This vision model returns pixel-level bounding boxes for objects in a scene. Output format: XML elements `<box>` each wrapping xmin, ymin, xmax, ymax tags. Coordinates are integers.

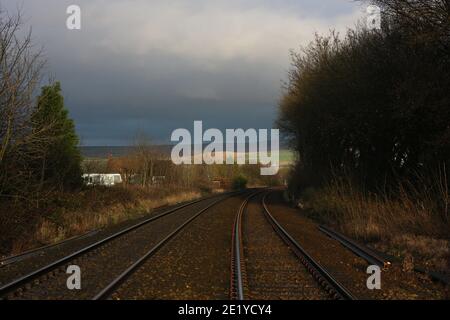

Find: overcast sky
<box><xmin>2</xmin><ymin>0</ymin><xmax>368</xmax><ymax>145</ymax></box>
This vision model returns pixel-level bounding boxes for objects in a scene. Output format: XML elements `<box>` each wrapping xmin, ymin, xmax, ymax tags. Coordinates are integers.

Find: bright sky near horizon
<box><xmin>2</xmin><ymin>0</ymin><xmax>369</xmax><ymax>145</ymax></box>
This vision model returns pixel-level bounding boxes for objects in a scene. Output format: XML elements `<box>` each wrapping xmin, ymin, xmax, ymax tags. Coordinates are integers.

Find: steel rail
<box><xmin>229</xmin><ymin>191</ymin><xmax>261</xmax><ymax>300</ymax></box>
<box><xmin>93</xmin><ymin>192</ymin><xmax>241</xmax><ymax>300</ymax></box>
<box><xmin>0</xmin><ymin>193</ymin><xmax>230</xmax><ymax>298</ymax></box>
<box><xmin>0</xmin><ymin>229</ymin><xmax>100</xmax><ymax>267</ymax></box>
<box><xmin>318</xmin><ymin>225</ymin><xmax>391</xmax><ymax>269</ymax></box>
<box><xmin>261</xmin><ymin>192</ymin><xmax>357</xmax><ymax>300</ymax></box>
<box><xmin>318</xmin><ymin>225</ymin><xmax>450</xmax><ymax>285</ymax></box>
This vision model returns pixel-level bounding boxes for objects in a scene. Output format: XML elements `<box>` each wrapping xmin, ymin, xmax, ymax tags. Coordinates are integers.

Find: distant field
<box><xmin>80</xmin><ymin>146</ymin><xmax>296</xmax><ymax>165</ymax></box>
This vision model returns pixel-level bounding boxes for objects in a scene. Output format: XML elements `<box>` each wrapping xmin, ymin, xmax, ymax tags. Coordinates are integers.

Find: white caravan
<box><xmin>82</xmin><ymin>174</ymin><xmax>123</xmax><ymax>186</ymax></box>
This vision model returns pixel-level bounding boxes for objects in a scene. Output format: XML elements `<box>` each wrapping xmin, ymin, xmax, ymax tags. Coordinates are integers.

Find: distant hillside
<box><xmin>80</xmin><ymin>145</ymin><xmax>296</xmax><ymax>166</ymax></box>
<box><xmin>79</xmin><ymin>146</ymin><xmax>172</xmax><ymax>158</ymax></box>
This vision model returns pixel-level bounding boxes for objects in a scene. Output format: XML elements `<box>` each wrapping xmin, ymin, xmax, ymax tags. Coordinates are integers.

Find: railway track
<box><xmin>1</xmin><ymin>189</ymin><xmax>446</xmax><ymax>300</ymax></box>
<box><xmin>0</xmin><ymin>229</ymin><xmax>100</xmax><ymax>268</ymax></box>
<box><xmin>318</xmin><ymin>225</ymin><xmax>391</xmax><ymax>269</ymax></box>
<box><xmin>230</xmin><ymin>191</ymin><xmax>357</xmax><ymax>300</ymax></box>
<box><xmin>0</xmin><ymin>192</ymin><xmax>238</xmax><ymax>300</ymax></box>
<box><xmin>92</xmin><ymin>192</ymin><xmax>241</xmax><ymax>300</ymax></box>
<box><xmin>229</xmin><ymin>192</ymin><xmax>257</xmax><ymax>300</ymax></box>
<box><xmin>318</xmin><ymin>225</ymin><xmax>450</xmax><ymax>286</ymax></box>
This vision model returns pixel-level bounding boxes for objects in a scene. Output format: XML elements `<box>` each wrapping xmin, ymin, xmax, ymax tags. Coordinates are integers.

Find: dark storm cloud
<box><xmin>1</xmin><ymin>0</ymin><xmax>361</xmax><ymax>145</ymax></box>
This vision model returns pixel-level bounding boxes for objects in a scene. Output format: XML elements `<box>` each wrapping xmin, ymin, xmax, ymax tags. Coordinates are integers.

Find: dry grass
<box><xmin>301</xmin><ymin>171</ymin><xmax>450</xmax><ymax>272</ymax></box>
<box><xmin>377</xmin><ymin>234</ymin><xmax>449</xmax><ymax>273</ymax></box>
<box><xmin>3</xmin><ymin>186</ymin><xmax>202</xmax><ymax>256</ymax></box>
<box><xmin>32</xmin><ymin>191</ymin><xmax>200</xmax><ymax>246</ymax></box>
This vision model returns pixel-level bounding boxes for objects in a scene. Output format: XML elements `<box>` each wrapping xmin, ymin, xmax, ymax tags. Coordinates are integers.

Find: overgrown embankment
<box><xmin>298</xmin><ymin>175</ymin><xmax>449</xmax><ymax>273</ymax></box>
<box><xmin>0</xmin><ymin>186</ymin><xmax>203</xmax><ymax>257</ymax></box>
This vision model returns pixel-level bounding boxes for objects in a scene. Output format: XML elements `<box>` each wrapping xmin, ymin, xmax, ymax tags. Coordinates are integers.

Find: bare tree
<box><xmin>0</xmin><ymin>8</ymin><xmax>47</xmax><ymax>197</ymax></box>
<box><xmin>371</xmin><ymin>0</ymin><xmax>450</xmax><ymax>53</ymax></box>
<box><xmin>133</xmin><ymin>132</ymin><xmax>161</xmax><ymax>187</ymax></box>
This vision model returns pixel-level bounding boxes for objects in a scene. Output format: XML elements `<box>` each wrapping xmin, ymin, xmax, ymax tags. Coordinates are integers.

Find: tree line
<box><xmin>278</xmin><ymin>0</ymin><xmax>450</xmax><ymax>192</ymax></box>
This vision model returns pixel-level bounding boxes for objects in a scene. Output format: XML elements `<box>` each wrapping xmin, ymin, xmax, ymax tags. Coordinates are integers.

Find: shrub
<box><xmin>232</xmin><ymin>175</ymin><xmax>248</xmax><ymax>190</ymax></box>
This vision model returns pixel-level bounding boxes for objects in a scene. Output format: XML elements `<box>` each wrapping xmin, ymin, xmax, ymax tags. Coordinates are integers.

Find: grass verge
<box><xmin>0</xmin><ymin>186</ymin><xmax>204</xmax><ymax>257</ymax></box>
<box><xmin>298</xmin><ymin>175</ymin><xmax>450</xmax><ymax>274</ymax></box>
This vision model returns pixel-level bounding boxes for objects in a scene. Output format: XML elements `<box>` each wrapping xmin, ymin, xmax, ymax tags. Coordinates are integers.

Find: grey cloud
<box><xmin>2</xmin><ymin>0</ymin><xmax>361</xmax><ymax>145</ymax></box>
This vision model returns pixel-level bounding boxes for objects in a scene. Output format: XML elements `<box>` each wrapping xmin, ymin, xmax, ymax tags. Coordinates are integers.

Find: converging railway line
<box><xmin>92</xmin><ymin>194</ymin><xmax>236</xmax><ymax>300</ymax></box>
<box><xmin>0</xmin><ymin>192</ymin><xmax>239</xmax><ymax>300</ymax></box>
<box><xmin>107</xmin><ymin>192</ymin><xmax>251</xmax><ymax>300</ymax></box>
<box><xmin>0</xmin><ymin>189</ymin><xmax>446</xmax><ymax>300</ymax></box>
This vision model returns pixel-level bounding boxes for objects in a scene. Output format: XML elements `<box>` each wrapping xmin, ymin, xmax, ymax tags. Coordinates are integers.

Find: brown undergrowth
<box><xmin>300</xmin><ymin>172</ymin><xmax>450</xmax><ymax>274</ymax></box>
<box><xmin>0</xmin><ymin>186</ymin><xmax>203</xmax><ymax>257</ymax></box>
